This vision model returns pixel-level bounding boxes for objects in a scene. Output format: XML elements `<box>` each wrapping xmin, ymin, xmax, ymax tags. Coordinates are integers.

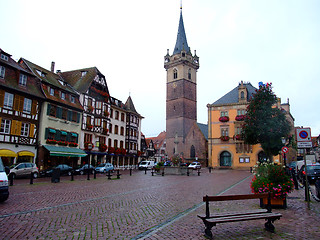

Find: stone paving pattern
<box><xmin>0</xmin><ymin>169</ymin><xmax>319</xmax><ymax>239</ymax></box>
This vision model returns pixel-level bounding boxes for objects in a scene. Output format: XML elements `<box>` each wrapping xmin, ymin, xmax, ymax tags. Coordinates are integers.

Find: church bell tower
<box><xmin>164</xmin><ymin>6</ymin><xmax>199</xmax><ymax>158</ymax></box>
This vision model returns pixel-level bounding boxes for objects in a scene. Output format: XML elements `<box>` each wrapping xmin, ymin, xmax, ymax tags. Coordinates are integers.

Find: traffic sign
<box><xmin>282</xmin><ymin>146</ymin><xmax>288</xmax><ymax>153</ymax></box>
<box><xmin>296</xmin><ymin>128</ymin><xmax>312</xmax><ymax>148</ymax></box>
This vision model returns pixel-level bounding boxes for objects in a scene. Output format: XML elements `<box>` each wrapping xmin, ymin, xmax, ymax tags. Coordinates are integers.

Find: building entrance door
<box><xmin>220</xmin><ymin>151</ymin><xmax>232</xmax><ymax>166</ymax></box>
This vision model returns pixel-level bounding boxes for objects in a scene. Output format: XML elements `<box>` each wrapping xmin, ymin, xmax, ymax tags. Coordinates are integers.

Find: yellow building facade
<box><xmin>207</xmin><ymin>81</ymin><xmax>293</xmax><ymax>169</ymax></box>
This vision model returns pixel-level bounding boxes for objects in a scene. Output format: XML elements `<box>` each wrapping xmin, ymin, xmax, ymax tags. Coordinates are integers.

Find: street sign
<box><xmin>296</xmin><ymin>128</ymin><xmax>312</xmax><ymax>149</ymax></box>
<box><xmin>282</xmin><ymin>146</ymin><xmax>288</xmax><ymax>153</ymax></box>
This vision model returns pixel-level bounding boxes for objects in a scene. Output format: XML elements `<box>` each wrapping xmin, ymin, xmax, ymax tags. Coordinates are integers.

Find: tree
<box><xmin>242</xmin><ymin>83</ymin><xmax>291</xmax><ymax>160</ymax></box>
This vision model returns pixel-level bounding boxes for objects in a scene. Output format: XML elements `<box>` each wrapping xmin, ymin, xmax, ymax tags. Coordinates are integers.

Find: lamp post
<box><xmin>87</xmin><ymin>143</ymin><xmax>93</xmax><ymax>180</ymax></box>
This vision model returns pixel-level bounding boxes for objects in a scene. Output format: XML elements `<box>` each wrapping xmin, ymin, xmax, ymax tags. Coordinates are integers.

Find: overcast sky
<box><xmin>1</xmin><ymin>0</ymin><xmax>320</xmax><ymax>137</ymax></box>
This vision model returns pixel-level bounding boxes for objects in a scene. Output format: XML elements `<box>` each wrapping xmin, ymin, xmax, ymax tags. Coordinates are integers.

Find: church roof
<box><xmin>211</xmin><ymin>82</ymin><xmax>257</xmax><ymax>105</ymax></box>
<box><xmin>173</xmin><ymin>9</ymin><xmax>190</xmax><ymax>55</ymax></box>
<box><xmin>197</xmin><ymin>123</ymin><xmax>208</xmax><ymax>140</ymax></box>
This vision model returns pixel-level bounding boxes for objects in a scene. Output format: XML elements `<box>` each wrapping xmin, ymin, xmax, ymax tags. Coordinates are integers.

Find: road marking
<box><xmin>131</xmin><ymin>174</ymin><xmax>252</xmax><ymax>240</ymax></box>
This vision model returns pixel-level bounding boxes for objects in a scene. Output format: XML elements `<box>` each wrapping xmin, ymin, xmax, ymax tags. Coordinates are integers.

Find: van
<box><xmin>0</xmin><ymin>158</ymin><xmax>10</xmax><ymax>202</ymax></box>
<box><xmin>296</xmin><ymin>160</ymin><xmax>312</xmax><ymax>172</ymax></box>
<box><xmin>138</xmin><ymin>160</ymin><xmax>155</xmax><ymax>170</ymax></box>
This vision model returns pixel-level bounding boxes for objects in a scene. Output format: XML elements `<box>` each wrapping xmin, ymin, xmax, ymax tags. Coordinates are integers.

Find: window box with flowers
<box><xmin>102</xmin><ymin>128</ymin><xmax>109</xmax><ymax>135</ymax></box>
<box><xmin>87</xmin><ymin>105</ymin><xmax>94</xmax><ymax>113</ymax></box>
<box><xmin>104</xmin><ymin>110</ymin><xmax>110</xmax><ymax>117</ymax></box>
<box><xmin>57</xmin><ymin>141</ymin><xmax>68</xmax><ymax>146</ymax></box>
<box><xmin>69</xmin><ymin>142</ymin><xmax>79</xmax><ymax>147</ymax></box>
<box><xmin>84</xmin><ymin>142</ymin><xmax>94</xmax><ymax>150</ymax></box>
<box><xmin>46</xmin><ymin>139</ymin><xmax>57</xmax><ymax>144</ymax></box>
<box><xmin>86</xmin><ymin>123</ymin><xmax>93</xmax><ymax>130</ymax></box>
<box><xmin>251</xmin><ymin>161</ymin><xmax>294</xmax><ymax>209</ymax></box>
<box><xmin>220</xmin><ymin>136</ymin><xmax>230</xmax><ymax>141</ymax></box>
<box><xmin>235</xmin><ymin>115</ymin><xmax>245</xmax><ymax>121</ymax></box>
<box><xmin>108</xmin><ymin>147</ymin><xmax>115</xmax><ymax>154</ymax></box>
<box><xmin>234</xmin><ymin>134</ymin><xmax>242</xmax><ymax>140</ymax></box>
<box><xmin>219</xmin><ymin>116</ymin><xmax>229</xmax><ymax>122</ymax></box>
<box><xmin>99</xmin><ymin>143</ymin><xmax>108</xmax><ymax>152</ymax></box>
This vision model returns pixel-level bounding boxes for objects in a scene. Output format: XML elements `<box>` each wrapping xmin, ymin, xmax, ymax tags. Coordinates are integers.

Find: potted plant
<box><xmin>46</xmin><ymin>139</ymin><xmax>57</xmax><ymax>144</ymax></box>
<box><xmin>84</xmin><ymin>142</ymin><xmax>94</xmax><ymax>150</ymax></box>
<box><xmin>104</xmin><ymin>110</ymin><xmax>109</xmax><ymax>117</ymax></box>
<box><xmin>87</xmin><ymin>123</ymin><xmax>93</xmax><ymax>130</ymax></box>
<box><xmin>234</xmin><ymin>134</ymin><xmax>241</xmax><ymax>140</ymax></box>
<box><xmin>69</xmin><ymin>142</ymin><xmax>78</xmax><ymax>147</ymax></box>
<box><xmin>219</xmin><ymin>116</ymin><xmax>229</xmax><ymax>122</ymax></box>
<box><xmin>251</xmin><ymin>161</ymin><xmax>294</xmax><ymax>208</ymax></box>
<box><xmin>57</xmin><ymin>141</ymin><xmax>68</xmax><ymax>146</ymax></box>
<box><xmin>108</xmin><ymin>147</ymin><xmax>115</xmax><ymax>154</ymax></box>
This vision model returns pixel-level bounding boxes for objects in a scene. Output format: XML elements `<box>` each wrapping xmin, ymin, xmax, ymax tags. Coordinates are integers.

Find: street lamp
<box><xmin>87</xmin><ymin>143</ymin><xmax>93</xmax><ymax>180</ymax></box>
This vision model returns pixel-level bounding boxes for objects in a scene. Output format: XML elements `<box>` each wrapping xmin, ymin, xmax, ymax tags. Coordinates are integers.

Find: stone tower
<box><xmin>164</xmin><ymin>6</ymin><xmax>199</xmax><ymax>158</ymax></box>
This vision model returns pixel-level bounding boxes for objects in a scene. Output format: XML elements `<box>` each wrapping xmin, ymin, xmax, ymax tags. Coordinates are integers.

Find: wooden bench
<box><xmin>197</xmin><ymin>193</ymin><xmax>282</xmax><ymax>239</ymax></box>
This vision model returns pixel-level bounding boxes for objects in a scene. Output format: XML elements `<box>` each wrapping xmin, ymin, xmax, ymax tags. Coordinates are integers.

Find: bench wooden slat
<box><xmin>204</xmin><ymin>212</ymin><xmax>282</xmax><ymax>224</ymax></box>
<box><xmin>203</xmin><ymin>193</ymin><xmax>269</xmax><ymax>202</ymax></box>
<box><xmin>197</xmin><ymin>209</ymin><xmax>268</xmax><ymax>219</ymax></box>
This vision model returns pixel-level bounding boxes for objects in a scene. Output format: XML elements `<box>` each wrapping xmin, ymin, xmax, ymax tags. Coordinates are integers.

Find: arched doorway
<box><xmin>190</xmin><ymin>145</ymin><xmax>195</xmax><ymax>158</ymax></box>
<box><xmin>220</xmin><ymin>151</ymin><xmax>232</xmax><ymax>167</ymax></box>
<box><xmin>258</xmin><ymin>151</ymin><xmax>267</xmax><ymax>163</ymax></box>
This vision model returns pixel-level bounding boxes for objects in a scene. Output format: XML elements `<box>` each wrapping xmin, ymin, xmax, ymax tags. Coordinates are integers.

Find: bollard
<box><xmin>71</xmin><ymin>171</ymin><xmax>74</xmax><ymax>181</ymax></box>
<box><xmin>117</xmin><ymin>169</ymin><xmax>121</xmax><ymax>179</ymax></box>
<box><xmin>162</xmin><ymin>168</ymin><xmax>164</xmax><ymax>176</ymax></box>
<box><xmin>151</xmin><ymin>168</ymin><xmax>154</xmax><ymax>176</ymax></box>
<box><xmin>144</xmin><ymin>168</ymin><xmax>147</xmax><ymax>174</ymax></box>
<box><xmin>315</xmin><ymin>180</ymin><xmax>320</xmax><ymax>199</ymax></box>
<box><xmin>107</xmin><ymin>171</ymin><xmax>112</xmax><ymax>180</ymax></box>
<box><xmin>187</xmin><ymin>168</ymin><xmax>190</xmax><ymax>176</ymax></box>
<box><xmin>292</xmin><ymin>171</ymin><xmax>298</xmax><ymax>190</ymax></box>
<box><xmin>250</xmin><ymin>167</ymin><xmax>253</xmax><ymax>173</ymax></box>
<box><xmin>209</xmin><ymin>167</ymin><xmax>212</xmax><ymax>173</ymax></box>
<box><xmin>94</xmin><ymin>170</ymin><xmax>96</xmax><ymax>179</ymax></box>
<box><xmin>197</xmin><ymin>168</ymin><xmax>201</xmax><ymax>176</ymax></box>
<box><xmin>9</xmin><ymin>173</ymin><xmax>13</xmax><ymax>186</ymax></box>
<box><xmin>130</xmin><ymin>168</ymin><xmax>132</xmax><ymax>176</ymax></box>
<box><xmin>30</xmin><ymin>172</ymin><xmax>34</xmax><ymax>185</ymax></box>
<box><xmin>87</xmin><ymin>169</ymin><xmax>90</xmax><ymax>181</ymax></box>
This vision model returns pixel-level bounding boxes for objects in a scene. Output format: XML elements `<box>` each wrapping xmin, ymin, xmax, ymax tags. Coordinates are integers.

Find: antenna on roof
<box><xmin>180</xmin><ymin>0</ymin><xmax>182</xmax><ymax>10</ymax></box>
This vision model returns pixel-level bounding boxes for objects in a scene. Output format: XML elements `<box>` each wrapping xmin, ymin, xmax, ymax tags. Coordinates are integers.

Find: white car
<box><xmin>95</xmin><ymin>163</ymin><xmax>114</xmax><ymax>173</ymax></box>
<box><xmin>188</xmin><ymin>162</ymin><xmax>201</xmax><ymax>169</ymax></box>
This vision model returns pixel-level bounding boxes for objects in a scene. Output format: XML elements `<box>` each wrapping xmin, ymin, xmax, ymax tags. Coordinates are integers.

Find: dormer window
<box><xmin>58</xmin><ymin>79</ymin><xmax>64</xmax><ymax>85</ymax></box>
<box><xmin>81</xmin><ymin>71</ymin><xmax>87</xmax><ymax>77</ymax></box>
<box><xmin>61</xmin><ymin>92</ymin><xmax>66</xmax><ymax>100</ymax></box>
<box><xmin>49</xmin><ymin>87</ymin><xmax>54</xmax><ymax>96</ymax></box>
<box><xmin>1</xmin><ymin>54</ymin><xmax>8</xmax><ymax>61</ymax></box>
<box><xmin>19</xmin><ymin>74</ymin><xmax>27</xmax><ymax>86</ymax></box>
<box><xmin>241</xmin><ymin>91</ymin><xmax>245</xmax><ymax>99</ymax></box>
<box><xmin>0</xmin><ymin>66</ymin><xmax>5</xmax><ymax>79</ymax></box>
<box><xmin>36</xmin><ymin>69</ymin><xmax>42</xmax><ymax>76</ymax></box>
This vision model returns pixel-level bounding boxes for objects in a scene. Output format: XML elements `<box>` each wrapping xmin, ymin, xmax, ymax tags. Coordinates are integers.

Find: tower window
<box><xmin>241</xmin><ymin>91</ymin><xmax>245</xmax><ymax>99</ymax></box>
<box><xmin>173</xmin><ymin>69</ymin><xmax>178</xmax><ymax>79</ymax></box>
<box><xmin>188</xmin><ymin>68</ymin><xmax>191</xmax><ymax>80</ymax></box>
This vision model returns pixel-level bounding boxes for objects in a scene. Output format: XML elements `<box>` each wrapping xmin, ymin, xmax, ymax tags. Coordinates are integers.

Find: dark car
<box><xmin>286</xmin><ymin>161</ymin><xmax>297</xmax><ymax>175</ymax></box>
<box><xmin>298</xmin><ymin>164</ymin><xmax>320</xmax><ymax>184</ymax></box>
<box><xmin>45</xmin><ymin>164</ymin><xmax>73</xmax><ymax>177</ymax></box>
<box><xmin>75</xmin><ymin>164</ymin><xmax>95</xmax><ymax>175</ymax></box>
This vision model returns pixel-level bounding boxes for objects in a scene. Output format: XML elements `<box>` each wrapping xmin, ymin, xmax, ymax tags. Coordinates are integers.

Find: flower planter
<box><xmin>220</xmin><ymin>136</ymin><xmax>230</xmax><ymax>141</ymax></box>
<box><xmin>219</xmin><ymin>116</ymin><xmax>229</xmax><ymax>122</ymax></box>
<box><xmin>260</xmin><ymin>197</ymin><xmax>287</xmax><ymax>209</ymax></box>
<box><xmin>235</xmin><ymin>115</ymin><xmax>245</xmax><ymax>121</ymax></box>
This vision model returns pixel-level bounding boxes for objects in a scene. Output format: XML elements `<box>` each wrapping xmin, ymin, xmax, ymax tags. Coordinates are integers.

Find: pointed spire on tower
<box><xmin>173</xmin><ymin>2</ymin><xmax>190</xmax><ymax>55</ymax></box>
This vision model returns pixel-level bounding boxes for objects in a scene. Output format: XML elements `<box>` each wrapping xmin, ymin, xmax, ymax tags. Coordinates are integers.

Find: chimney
<box><xmin>51</xmin><ymin>61</ymin><xmax>55</xmax><ymax>72</ymax></box>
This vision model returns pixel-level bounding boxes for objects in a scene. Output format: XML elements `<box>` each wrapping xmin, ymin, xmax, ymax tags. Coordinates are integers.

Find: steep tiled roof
<box><xmin>197</xmin><ymin>123</ymin><xmax>208</xmax><ymax>140</ymax></box>
<box><xmin>125</xmin><ymin>96</ymin><xmax>143</xmax><ymax>118</ymax></box>
<box><xmin>61</xmin><ymin>67</ymin><xmax>103</xmax><ymax>94</ymax></box>
<box><xmin>146</xmin><ymin>131</ymin><xmax>166</xmax><ymax>151</ymax></box>
<box><xmin>211</xmin><ymin>82</ymin><xmax>257</xmax><ymax>105</ymax></box>
<box><xmin>21</xmin><ymin>58</ymin><xmax>76</xmax><ymax>94</ymax></box>
<box><xmin>173</xmin><ymin>9</ymin><xmax>191</xmax><ymax>55</ymax></box>
<box><xmin>0</xmin><ymin>50</ymin><xmax>44</xmax><ymax>99</ymax></box>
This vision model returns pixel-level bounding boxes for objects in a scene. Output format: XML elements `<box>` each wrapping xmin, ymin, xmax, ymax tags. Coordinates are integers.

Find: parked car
<box><xmin>75</xmin><ymin>164</ymin><xmax>95</xmax><ymax>175</ymax></box>
<box><xmin>95</xmin><ymin>163</ymin><xmax>114</xmax><ymax>173</ymax></box>
<box><xmin>298</xmin><ymin>164</ymin><xmax>320</xmax><ymax>184</ymax></box>
<box><xmin>180</xmin><ymin>163</ymin><xmax>189</xmax><ymax>167</ymax></box>
<box><xmin>286</xmin><ymin>161</ymin><xmax>297</xmax><ymax>175</ymax></box>
<box><xmin>138</xmin><ymin>161</ymin><xmax>155</xmax><ymax>170</ymax></box>
<box><xmin>45</xmin><ymin>164</ymin><xmax>73</xmax><ymax>177</ymax></box>
<box><xmin>188</xmin><ymin>162</ymin><xmax>201</xmax><ymax>170</ymax></box>
<box><xmin>9</xmin><ymin>162</ymin><xmax>39</xmax><ymax>179</ymax></box>
<box><xmin>0</xmin><ymin>158</ymin><xmax>10</xmax><ymax>202</ymax></box>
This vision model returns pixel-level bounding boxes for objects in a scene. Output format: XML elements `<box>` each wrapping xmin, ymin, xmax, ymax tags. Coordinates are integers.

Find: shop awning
<box><xmin>0</xmin><ymin>149</ymin><xmax>17</xmax><ymax>157</ymax></box>
<box><xmin>44</xmin><ymin>145</ymin><xmax>87</xmax><ymax>157</ymax></box>
<box><xmin>17</xmin><ymin>151</ymin><xmax>35</xmax><ymax>157</ymax></box>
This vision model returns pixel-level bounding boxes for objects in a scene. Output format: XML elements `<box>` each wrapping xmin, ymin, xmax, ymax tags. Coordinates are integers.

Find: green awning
<box><xmin>61</xmin><ymin>131</ymin><xmax>67</xmax><ymax>135</ymax></box>
<box><xmin>43</xmin><ymin>145</ymin><xmax>87</xmax><ymax>157</ymax></box>
<box><xmin>49</xmin><ymin>129</ymin><xmax>56</xmax><ymax>133</ymax></box>
<box><xmin>71</xmin><ymin>133</ymin><xmax>78</xmax><ymax>137</ymax></box>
